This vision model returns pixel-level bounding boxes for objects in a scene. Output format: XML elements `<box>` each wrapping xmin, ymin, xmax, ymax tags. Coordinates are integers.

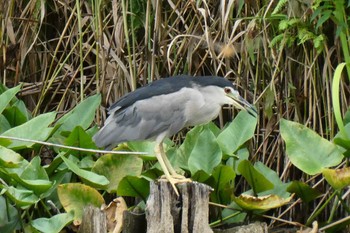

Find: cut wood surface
<box><xmin>146</xmin><ymin>181</ymin><xmax>213</xmax><ymax>233</ymax></box>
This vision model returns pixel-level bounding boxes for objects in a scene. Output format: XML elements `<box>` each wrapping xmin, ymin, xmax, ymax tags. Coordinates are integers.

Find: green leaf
<box><xmin>5</xmin><ymin>173</ymin><xmax>52</xmax><ymax>195</ymax></box>
<box><xmin>280</xmin><ymin>119</ymin><xmax>344</xmax><ymax>175</ymax></box>
<box><xmin>92</xmin><ymin>154</ymin><xmax>143</xmax><ymax>193</ymax></box>
<box><xmin>221</xmin><ymin>201</ymin><xmax>246</xmax><ymax>225</ymax></box>
<box><xmin>0</xmin><ymin>196</ymin><xmax>20</xmax><ymax>232</ymax></box>
<box><xmin>0</xmin><ymin>115</ymin><xmax>11</xmax><ymax>134</ymax></box>
<box><xmin>0</xmin><ymin>146</ymin><xmax>24</xmax><ymax>168</ymax></box>
<box><xmin>210</xmin><ymin>165</ymin><xmax>235</xmax><ymax>204</ymax></box>
<box><xmin>178</xmin><ymin>126</ymin><xmax>202</xmax><ymax>171</ymax></box>
<box><xmin>217</xmin><ymin>111</ymin><xmax>257</xmax><ymax>155</ymax></box>
<box><xmin>10</xmin><ymin>156</ymin><xmax>52</xmax><ymax>195</ymax></box>
<box><xmin>332</xmin><ymin>63</ymin><xmax>347</xmax><ymax>136</ymax></box>
<box><xmin>212</xmin><ymin>165</ymin><xmax>236</xmax><ymax>191</ymax></box>
<box><xmin>0</xmin><ymin>185</ymin><xmax>39</xmax><ymax>208</ymax></box>
<box><xmin>287</xmin><ymin>181</ymin><xmax>322</xmax><ymax>203</ymax></box>
<box><xmin>31</xmin><ymin>213</ymin><xmax>74</xmax><ymax>233</ymax></box>
<box><xmin>3</xmin><ymin>105</ymin><xmax>28</xmax><ymax>127</ymax></box>
<box><xmin>21</xmin><ymin>156</ymin><xmax>49</xmax><ymax>180</ymax></box>
<box><xmin>191</xmin><ymin>170</ymin><xmax>211</xmax><ymax>183</ymax></box>
<box><xmin>226</xmin><ymin>147</ymin><xmax>249</xmax><ymax>175</ymax></box>
<box><xmin>188</xmin><ymin>125</ymin><xmax>222</xmax><ymax>175</ymax></box>
<box><xmin>55</xmin><ymin>94</ymin><xmax>101</xmax><ymax>133</ymax></box>
<box><xmin>254</xmin><ymin>162</ymin><xmax>290</xmax><ymax>198</ymax></box>
<box><xmin>57</xmin><ymin>183</ymin><xmax>105</xmax><ymax>225</ymax></box>
<box><xmin>63</xmin><ymin>126</ymin><xmax>97</xmax><ymax>155</ymax></box>
<box><xmin>126</xmin><ymin>141</ymin><xmax>157</xmax><ymax>160</ymax></box>
<box><xmin>1</xmin><ymin>112</ymin><xmax>56</xmax><ymax>149</ymax></box>
<box><xmin>59</xmin><ymin>153</ymin><xmax>109</xmax><ymax>188</ymax></box>
<box><xmin>0</xmin><ymin>85</ymin><xmax>21</xmax><ymax>114</ymax></box>
<box><xmin>238</xmin><ymin>160</ymin><xmax>274</xmax><ymax>194</ymax></box>
<box><xmin>117</xmin><ymin>176</ymin><xmax>150</xmax><ymax>200</ymax></box>
<box><xmin>334</xmin><ymin>123</ymin><xmax>350</xmax><ymax>158</ymax></box>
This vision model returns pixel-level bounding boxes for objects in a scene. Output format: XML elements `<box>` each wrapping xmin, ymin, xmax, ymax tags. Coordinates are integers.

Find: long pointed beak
<box><xmin>228</xmin><ymin>93</ymin><xmax>258</xmax><ymax>117</ymax></box>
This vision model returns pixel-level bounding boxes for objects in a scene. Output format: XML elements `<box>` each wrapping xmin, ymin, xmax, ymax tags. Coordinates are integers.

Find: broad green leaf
<box><xmin>92</xmin><ymin>154</ymin><xmax>143</xmax><ymax>193</ymax></box>
<box><xmin>191</xmin><ymin>170</ymin><xmax>211</xmax><ymax>183</ymax></box>
<box><xmin>334</xmin><ymin>123</ymin><xmax>350</xmax><ymax>158</ymax></box>
<box><xmin>59</xmin><ymin>153</ymin><xmax>109</xmax><ymax>188</ymax></box>
<box><xmin>5</xmin><ymin>172</ymin><xmax>52</xmax><ymax>195</ymax></box>
<box><xmin>221</xmin><ymin>201</ymin><xmax>246</xmax><ymax>225</ymax></box>
<box><xmin>212</xmin><ymin>165</ymin><xmax>236</xmax><ymax>191</ymax></box>
<box><xmin>117</xmin><ymin>176</ymin><xmax>150</xmax><ymax>200</ymax></box>
<box><xmin>0</xmin><ymin>146</ymin><xmax>24</xmax><ymax>168</ymax></box>
<box><xmin>322</xmin><ymin>167</ymin><xmax>350</xmax><ymax>190</ymax></box>
<box><xmin>233</xmin><ymin>194</ymin><xmax>292</xmax><ymax>211</ymax></box>
<box><xmin>254</xmin><ymin>162</ymin><xmax>290</xmax><ymax>198</ymax></box>
<box><xmin>3</xmin><ymin>105</ymin><xmax>28</xmax><ymax>127</ymax></box>
<box><xmin>210</xmin><ymin>165</ymin><xmax>235</xmax><ymax>204</ymax></box>
<box><xmin>217</xmin><ymin>111</ymin><xmax>257</xmax><ymax>155</ymax></box>
<box><xmin>0</xmin><ymin>196</ymin><xmax>20</xmax><ymax>232</ymax></box>
<box><xmin>188</xmin><ymin>125</ymin><xmax>222</xmax><ymax>175</ymax></box>
<box><xmin>0</xmin><ymin>85</ymin><xmax>21</xmax><ymax>114</ymax></box>
<box><xmin>126</xmin><ymin>141</ymin><xmax>157</xmax><ymax>160</ymax></box>
<box><xmin>287</xmin><ymin>181</ymin><xmax>322</xmax><ymax>203</ymax></box>
<box><xmin>226</xmin><ymin>147</ymin><xmax>249</xmax><ymax>175</ymax></box>
<box><xmin>21</xmin><ymin>156</ymin><xmax>49</xmax><ymax>180</ymax></box>
<box><xmin>0</xmin><ymin>185</ymin><xmax>39</xmax><ymax>208</ymax></box>
<box><xmin>142</xmin><ymin>168</ymin><xmax>163</xmax><ymax>181</ymax></box>
<box><xmin>9</xmin><ymin>156</ymin><xmax>52</xmax><ymax>195</ymax></box>
<box><xmin>55</xmin><ymin>94</ymin><xmax>101</xmax><ymax>133</ymax></box>
<box><xmin>178</xmin><ymin>126</ymin><xmax>203</xmax><ymax>170</ymax></box>
<box><xmin>207</xmin><ymin>122</ymin><xmax>221</xmax><ymax>136</ymax></box>
<box><xmin>57</xmin><ymin>183</ymin><xmax>104</xmax><ymax>225</ymax></box>
<box><xmin>238</xmin><ymin>160</ymin><xmax>274</xmax><ymax>194</ymax></box>
<box><xmin>63</xmin><ymin>126</ymin><xmax>97</xmax><ymax>155</ymax></box>
<box><xmin>2</xmin><ymin>112</ymin><xmax>56</xmax><ymax>149</ymax></box>
<box><xmin>280</xmin><ymin>119</ymin><xmax>344</xmax><ymax>175</ymax></box>
<box><xmin>0</xmin><ymin>114</ymin><xmax>11</xmax><ymax>134</ymax></box>
<box><xmin>31</xmin><ymin>213</ymin><xmax>74</xmax><ymax>233</ymax></box>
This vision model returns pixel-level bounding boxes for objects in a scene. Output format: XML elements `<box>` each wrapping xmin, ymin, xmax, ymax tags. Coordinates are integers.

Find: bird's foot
<box><xmin>158</xmin><ymin>175</ymin><xmax>192</xmax><ymax>196</ymax></box>
<box><xmin>159</xmin><ymin>174</ymin><xmax>192</xmax><ymax>183</ymax></box>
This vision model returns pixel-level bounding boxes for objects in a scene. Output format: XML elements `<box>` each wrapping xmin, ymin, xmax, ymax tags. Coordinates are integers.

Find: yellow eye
<box><xmin>224</xmin><ymin>87</ymin><xmax>231</xmax><ymax>94</ymax></box>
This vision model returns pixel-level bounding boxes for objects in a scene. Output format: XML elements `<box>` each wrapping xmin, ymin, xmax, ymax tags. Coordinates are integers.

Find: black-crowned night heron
<box><xmin>93</xmin><ymin>75</ymin><xmax>256</xmax><ymax>194</ymax></box>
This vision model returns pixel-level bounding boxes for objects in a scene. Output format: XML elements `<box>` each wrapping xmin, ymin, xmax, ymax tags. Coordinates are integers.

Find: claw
<box><xmin>159</xmin><ymin>175</ymin><xmax>192</xmax><ymax>196</ymax></box>
<box><xmin>154</xmin><ymin>143</ymin><xmax>191</xmax><ymax>196</ymax></box>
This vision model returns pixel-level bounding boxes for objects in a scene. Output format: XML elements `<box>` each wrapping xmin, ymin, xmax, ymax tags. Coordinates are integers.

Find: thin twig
<box><xmin>0</xmin><ymin>135</ymin><xmax>148</xmax><ymax>155</ymax></box>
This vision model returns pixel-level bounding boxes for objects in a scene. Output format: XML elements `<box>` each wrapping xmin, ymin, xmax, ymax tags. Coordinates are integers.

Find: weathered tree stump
<box><xmin>78</xmin><ymin>205</ymin><xmax>107</xmax><ymax>233</ymax></box>
<box><xmin>122</xmin><ymin>210</ymin><xmax>147</xmax><ymax>233</ymax></box>
<box><xmin>146</xmin><ymin>180</ymin><xmax>213</xmax><ymax>233</ymax></box>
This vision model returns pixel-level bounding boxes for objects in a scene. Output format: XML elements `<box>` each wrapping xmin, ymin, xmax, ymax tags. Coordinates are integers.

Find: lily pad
<box><xmin>322</xmin><ymin>167</ymin><xmax>350</xmax><ymax>190</ymax></box>
<box><xmin>233</xmin><ymin>194</ymin><xmax>292</xmax><ymax>211</ymax></box>
<box><xmin>57</xmin><ymin>183</ymin><xmax>105</xmax><ymax>225</ymax></box>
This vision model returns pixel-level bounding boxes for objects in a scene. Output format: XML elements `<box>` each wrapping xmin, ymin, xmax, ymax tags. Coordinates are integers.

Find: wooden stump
<box><xmin>146</xmin><ymin>181</ymin><xmax>213</xmax><ymax>233</ymax></box>
<box><xmin>78</xmin><ymin>205</ymin><xmax>107</xmax><ymax>233</ymax></box>
<box><xmin>122</xmin><ymin>210</ymin><xmax>147</xmax><ymax>233</ymax></box>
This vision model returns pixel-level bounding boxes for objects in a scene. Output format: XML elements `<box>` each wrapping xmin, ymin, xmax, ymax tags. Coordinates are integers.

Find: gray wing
<box><xmin>93</xmin><ymin>96</ymin><xmax>187</xmax><ymax>150</ymax></box>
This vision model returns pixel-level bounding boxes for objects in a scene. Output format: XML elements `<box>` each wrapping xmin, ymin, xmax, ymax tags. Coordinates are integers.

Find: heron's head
<box><xmin>219</xmin><ymin>86</ymin><xmax>257</xmax><ymax>116</ymax></box>
<box><xmin>190</xmin><ymin>76</ymin><xmax>258</xmax><ymax>117</ymax></box>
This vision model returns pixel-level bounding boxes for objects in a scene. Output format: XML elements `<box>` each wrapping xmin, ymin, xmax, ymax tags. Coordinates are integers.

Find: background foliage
<box><xmin>2</xmin><ymin>0</ymin><xmax>350</xmax><ymax>232</ymax></box>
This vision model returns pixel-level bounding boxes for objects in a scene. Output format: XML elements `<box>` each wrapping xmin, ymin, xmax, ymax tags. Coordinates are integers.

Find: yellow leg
<box><xmin>159</xmin><ymin>144</ymin><xmax>191</xmax><ymax>182</ymax></box>
<box><xmin>158</xmin><ymin>143</ymin><xmax>177</xmax><ymax>176</ymax></box>
<box><xmin>155</xmin><ymin>143</ymin><xmax>180</xmax><ymax>195</ymax></box>
<box><xmin>155</xmin><ymin>143</ymin><xmax>192</xmax><ymax>196</ymax></box>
